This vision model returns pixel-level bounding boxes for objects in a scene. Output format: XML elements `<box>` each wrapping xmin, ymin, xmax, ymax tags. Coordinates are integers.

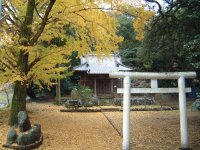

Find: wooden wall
<box><xmin>76</xmin><ymin>72</ymin><xmax>122</xmax><ymax>97</ymax></box>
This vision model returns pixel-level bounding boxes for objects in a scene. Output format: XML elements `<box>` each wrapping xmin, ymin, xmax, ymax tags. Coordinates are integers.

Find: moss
<box><xmin>9</xmin><ymin>101</ymin><xmax>25</xmax><ymax>126</ymax></box>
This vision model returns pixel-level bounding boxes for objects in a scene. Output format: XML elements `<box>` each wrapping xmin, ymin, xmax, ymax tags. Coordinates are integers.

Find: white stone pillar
<box><xmin>122</xmin><ymin>76</ymin><xmax>131</xmax><ymax>150</ymax></box>
<box><xmin>178</xmin><ymin>76</ymin><xmax>189</xmax><ymax>148</ymax></box>
<box><xmin>151</xmin><ymin>79</ymin><xmax>158</xmax><ymax>89</ymax></box>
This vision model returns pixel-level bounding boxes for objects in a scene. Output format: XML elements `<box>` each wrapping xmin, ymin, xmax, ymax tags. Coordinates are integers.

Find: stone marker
<box><xmin>18</xmin><ymin>111</ymin><xmax>31</xmax><ymax>132</ymax></box>
<box><xmin>17</xmin><ymin>124</ymin><xmax>41</xmax><ymax>145</ymax></box>
<box><xmin>4</xmin><ymin>111</ymin><xmax>42</xmax><ymax>149</ymax></box>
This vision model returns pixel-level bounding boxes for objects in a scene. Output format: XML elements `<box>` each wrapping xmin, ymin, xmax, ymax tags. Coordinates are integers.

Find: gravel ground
<box><xmin>0</xmin><ymin>103</ymin><xmax>122</xmax><ymax>150</ymax></box>
<box><xmin>104</xmin><ymin>111</ymin><xmax>200</xmax><ymax>150</ymax></box>
<box><xmin>0</xmin><ymin>103</ymin><xmax>200</xmax><ymax>150</ymax></box>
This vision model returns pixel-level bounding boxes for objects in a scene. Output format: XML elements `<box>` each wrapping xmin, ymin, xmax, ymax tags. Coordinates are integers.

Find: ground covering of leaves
<box><xmin>0</xmin><ymin>103</ymin><xmax>121</xmax><ymax>150</ymax></box>
<box><xmin>104</xmin><ymin>111</ymin><xmax>200</xmax><ymax>150</ymax></box>
<box><xmin>0</xmin><ymin>102</ymin><xmax>200</xmax><ymax>150</ymax></box>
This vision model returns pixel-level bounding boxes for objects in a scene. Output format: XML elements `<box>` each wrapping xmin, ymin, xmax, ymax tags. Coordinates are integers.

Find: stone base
<box><xmin>60</xmin><ymin>108</ymin><xmax>101</xmax><ymax>112</ymax></box>
<box><xmin>179</xmin><ymin>147</ymin><xmax>193</xmax><ymax>150</ymax></box>
<box><xmin>3</xmin><ymin>134</ymin><xmax>43</xmax><ymax>150</ymax></box>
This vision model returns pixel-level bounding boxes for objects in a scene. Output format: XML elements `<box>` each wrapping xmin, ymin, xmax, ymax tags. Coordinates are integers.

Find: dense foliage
<box><xmin>71</xmin><ymin>85</ymin><xmax>93</xmax><ymax>106</ymax></box>
<box><xmin>140</xmin><ymin>0</ymin><xmax>200</xmax><ymax>77</ymax></box>
<box><xmin>192</xmin><ymin>93</ymin><xmax>200</xmax><ymax>111</ymax></box>
<box><xmin>117</xmin><ymin>15</ymin><xmax>143</xmax><ymax>71</ymax></box>
<box><xmin>0</xmin><ymin>0</ymin><xmax>154</xmax><ymax>125</ymax></box>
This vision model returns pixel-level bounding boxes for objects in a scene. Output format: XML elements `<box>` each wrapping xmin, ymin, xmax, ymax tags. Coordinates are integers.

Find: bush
<box><xmin>192</xmin><ymin>93</ymin><xmax>200</xmax><ymax>111</ymax></box>
<box><xmin>71</xmin><ymin>86</ymin><xmax>93</xmax><ymax>107</ymax></box>
<box><xmin>77</xmin><ymin>86</ymin><xmax>93</xmax><ymax>106</ymax></box>
<box><xmin>71</xmin><ymin>88</ymin><xmax>79</xmax><ymax>100</ymax></box>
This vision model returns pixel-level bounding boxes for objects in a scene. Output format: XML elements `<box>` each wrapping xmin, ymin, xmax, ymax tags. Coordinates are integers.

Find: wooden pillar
<box><xmin>111</xmin><ymin>79</ymin><xmax>113</xmax><ymax>96</ymax></box>
<box><xmin>94</xmin><ymin>79</ymin><xmax>97</xmax><ymax>97</ymax></box>
<box><xmin>56</xmin><ymin>81</ymin><xmax>58</xmax><ymax>101</ymax></box>
<box><xmin>56</xmin><ymin>79</ymin><xmax>61</xmax><ymax>104</ymax></box>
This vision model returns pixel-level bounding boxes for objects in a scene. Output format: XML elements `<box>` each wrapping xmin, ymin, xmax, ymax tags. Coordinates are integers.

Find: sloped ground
<box><xmin>0</xmin><ymin>103</ymin><xmax>200</xmax><ymax>150</ymax></box>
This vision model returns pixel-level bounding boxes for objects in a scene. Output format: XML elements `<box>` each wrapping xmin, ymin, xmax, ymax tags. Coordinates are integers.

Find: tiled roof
<box><xmin>73</xmin><ymin>54</ymin><xmax>132</xmax><ymax>74</ymax></box>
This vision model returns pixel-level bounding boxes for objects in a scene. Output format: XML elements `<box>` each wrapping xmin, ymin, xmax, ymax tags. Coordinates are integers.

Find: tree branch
<box><xmin>28</xmin><ymin>57</ymin><xmax>41</xmax><ymax>72</ymax></box>
<box><xmin>31</xmin><ymin>0</ymin><xmax>56</xmax><ymax>45</ymax></box>
<box><xmin>35</xmin><ymin>3</ymin><xmax>43</xmax><ymax>20</ymax></box>
<box><xmin>28</xmin><ymin>48</ymin><xmax>66</xmax><ymax>71</ymax></box>
<box><xmin>145</xmin><ymin>0</ymin><xmax>164</xmax><ymax>16</ymax></box>
<box><xmin>0</xmin><ymin>60</ymin><xmax>12</xmax><ymax>69</ymax></box>
<box><xmin>73</xmin><ymin>12</ymin><xmax>110</xmax><ymax>33</ymax></box>
<box><xmin>4</xmin><ymin>48</ymin><xmax>17</xmax><ymax>64</ymax></box>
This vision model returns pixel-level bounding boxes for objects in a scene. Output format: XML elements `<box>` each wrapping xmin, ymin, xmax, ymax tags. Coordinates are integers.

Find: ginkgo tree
<box><xmin>0</xmin><ymin>0</ymin><xmax>154</xmax><ymax>125</ymax></box>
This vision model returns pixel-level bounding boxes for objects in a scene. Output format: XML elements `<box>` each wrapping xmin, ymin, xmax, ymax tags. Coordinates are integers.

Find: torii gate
<box><xmin>109</xmin><ymin>72</ymin><xmax>196</xmax><ymax>150</ymax></box>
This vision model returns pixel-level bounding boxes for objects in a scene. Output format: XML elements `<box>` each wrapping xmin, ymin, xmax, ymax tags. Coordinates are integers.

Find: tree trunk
<box><xmin>9</xmin><ymin>51</ymin><xmax>29</xmax><ymax>126</ymax></box>
<box><xmin>9</xmin><ymin>0</ymin><xmax>35</xmax><ymax>126</ymax></box>
<box><xmin>56</xmin><ymin>79</ymin><xmax>61</xmax><ymax>104</ymax></box>
<box><xmin>9</xmin><ymin>81</ymin><xmax>27</xmax><ymax>126</ymax></box>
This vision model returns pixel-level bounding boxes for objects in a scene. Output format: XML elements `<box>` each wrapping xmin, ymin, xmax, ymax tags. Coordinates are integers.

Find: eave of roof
<box><xmin>73</xmin><ymin>54</ymin><xmax>133</xmax><ymax>74</ymax></box>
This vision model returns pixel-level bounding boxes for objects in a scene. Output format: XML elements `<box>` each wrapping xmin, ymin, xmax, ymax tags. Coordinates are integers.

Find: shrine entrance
<box><xmin>109</xmin><ymin>72</ymin><xmax>196</xmax><ymax>150</ymax></box>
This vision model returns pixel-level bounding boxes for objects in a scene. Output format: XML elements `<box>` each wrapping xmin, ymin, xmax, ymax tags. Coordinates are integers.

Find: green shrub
<box><xmin>71</xmin><ymin>86</ymin><xmax>93</xmax><ymax>106</ymax></box>
<box><xmin>192</xmin><ymin>93</ymin><xmax>200</xmax><ymax>111</ymax></box>
<box><xmin>77</xmin><ymin>86</ymin><xmax>93</xmax><ymax>106</ymax></box>
<box><xmin>71</xmin><ymin>88</ymin><xmax>80</xmax><ymax>100</ymax></box>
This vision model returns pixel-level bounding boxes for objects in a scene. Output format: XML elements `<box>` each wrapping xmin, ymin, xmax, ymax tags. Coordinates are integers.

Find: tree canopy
<box><xmin>0</xmin><ymin>0</ymin><xmax>154</xmax><ymax>125</ymax></box>
<box><xmin>139</xmin><ymin>0</ymin><xmax>200</xmax><ymax>76</ymax></box>
<box><xmin>0</xmin><ymin>0</ymin><xmax>154</xmax><ymax>87</ymax></box>
<box><xmin>117</xmin><ymin>14</ymin><xmax>143</xmax><ymax>71</ymax></box>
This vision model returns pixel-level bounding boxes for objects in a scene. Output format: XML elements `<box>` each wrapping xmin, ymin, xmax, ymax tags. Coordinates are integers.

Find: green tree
<box><xmin>117</xmin><ymin>15</ymin><xmax>143</xmax><ymax>70</ymax></box>
<box><xmin>140</xmin><ymin>0</ymin><xmax>200</xmax><ymax>77</ymax></box>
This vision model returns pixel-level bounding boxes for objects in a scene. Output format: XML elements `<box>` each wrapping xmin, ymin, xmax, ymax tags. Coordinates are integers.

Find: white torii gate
<box><xmin>109</xmin><ymin>72</ymin><xmax>196</xmax><ymax>150</ymax></box>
